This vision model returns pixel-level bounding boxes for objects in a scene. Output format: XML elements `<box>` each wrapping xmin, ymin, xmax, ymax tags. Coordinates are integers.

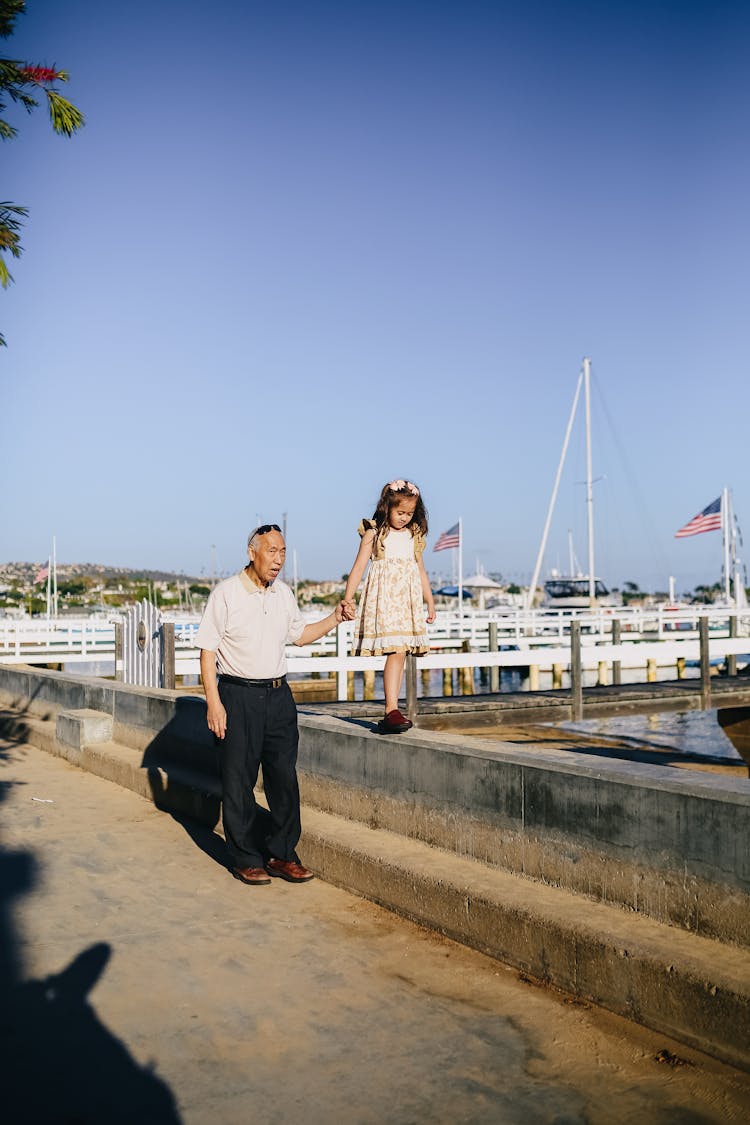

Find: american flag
<box><xmin>433</xmin><ymin>522</ymin><xmax>460</xmax><ymax>551</ymax></box>
<box><xmin>674</xmin><ymin>497</ymin><xmax>722</xmax><ymax>538</ymax></box>
<box><xmin>34</xmin><ymin>564</ymin><xmax>50</xmax><ymax>583</ymax></box>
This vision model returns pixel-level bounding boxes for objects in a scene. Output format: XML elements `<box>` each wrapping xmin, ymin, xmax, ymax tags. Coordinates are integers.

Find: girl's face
<box><xmin>389</xmin><ymin>496</ymin><xmax>417</xmax><ymax>530</ymax></box>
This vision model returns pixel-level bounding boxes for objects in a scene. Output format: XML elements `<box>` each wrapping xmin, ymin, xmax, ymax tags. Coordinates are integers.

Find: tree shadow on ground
<box><xmin>0</xmin><ymin>720</ymin><xmax>183</xmax><ymax>1122</ymax></box>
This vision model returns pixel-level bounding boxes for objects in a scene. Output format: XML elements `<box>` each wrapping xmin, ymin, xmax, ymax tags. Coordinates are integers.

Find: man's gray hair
<box><xmin>247</xmin><ymin>523</ymin><xmax>282</xmax><ymax>550</ymax></box>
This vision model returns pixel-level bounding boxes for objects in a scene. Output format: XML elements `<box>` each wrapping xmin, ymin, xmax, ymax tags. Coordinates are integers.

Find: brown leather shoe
<box><xmin>377</xmin><ymin>709</ymin><xmax>413</xmax><ymax>734</ymax></box>
<box><xmin>266</xmin><ymin>857</ymin><xmax>314</xmax><ymax>883</ymax></box>
<box><xmin>232</xmin><ymin>865</ymin><xmax>272</xmax><ymax>885</ymax></box>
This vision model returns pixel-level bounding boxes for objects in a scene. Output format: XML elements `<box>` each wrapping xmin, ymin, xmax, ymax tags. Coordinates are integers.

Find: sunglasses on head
<box><xmin>251</xmin><ymin>523</ymin><xmax>282</xmax><ymax>538</ymax></box>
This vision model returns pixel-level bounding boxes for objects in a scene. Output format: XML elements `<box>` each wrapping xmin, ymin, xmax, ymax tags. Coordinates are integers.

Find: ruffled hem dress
<box><xmin>350</xmin><ymin>519</ymin><xmax>429</xmax><ymax>657</ymax></box>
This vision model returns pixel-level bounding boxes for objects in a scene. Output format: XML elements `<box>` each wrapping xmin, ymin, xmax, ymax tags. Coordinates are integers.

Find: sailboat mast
<box><xmin>583</xmin><ymin>358</ymin><xmax>596</xmax><ymax>605</ymax></box>
<box><xmin>525</xmin><ymin>368</ymin><xmax>584</xmax><ymax>609</ymax></box>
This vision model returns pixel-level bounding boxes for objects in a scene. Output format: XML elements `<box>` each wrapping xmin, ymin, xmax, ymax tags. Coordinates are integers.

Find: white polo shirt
<box><xmin>196</xmin><ymin>569</ymin><xmax>305</xmax><ymax>679</ymax></box>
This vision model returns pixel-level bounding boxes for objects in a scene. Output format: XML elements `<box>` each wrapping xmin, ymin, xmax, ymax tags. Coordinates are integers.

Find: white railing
<box><xmin>2</xmin><ymin>606</ymin><xmax>749</xmax><ymax>664</ymax></box>
<box><xmin>177</xmin><ymin>634</ymin><xmax>750</xmax><ymax>694</ymax></box>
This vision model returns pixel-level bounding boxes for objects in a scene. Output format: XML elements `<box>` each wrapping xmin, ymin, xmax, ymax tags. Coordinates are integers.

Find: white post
<box><xmin>46</xmin><ymin>556</ymin><xmax>51</xmax><ymax>620</ymax></box>
<box><xmin>583</xmin><ymin>357</ymin><xmax>596</xmax><ymax>605</ymax></box>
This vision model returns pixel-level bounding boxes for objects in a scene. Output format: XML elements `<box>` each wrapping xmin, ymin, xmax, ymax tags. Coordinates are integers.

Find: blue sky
<box><xmin>2</xmin><ymin>0</ymin><xmax>748</xmax><ymax>594</ymax></box>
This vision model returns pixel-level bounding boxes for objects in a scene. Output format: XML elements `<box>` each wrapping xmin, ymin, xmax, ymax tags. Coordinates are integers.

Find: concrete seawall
<box><xmin>2</xmin><ymin>663</ymin><xmax>749</xmax><ymax>1072</ymax></box>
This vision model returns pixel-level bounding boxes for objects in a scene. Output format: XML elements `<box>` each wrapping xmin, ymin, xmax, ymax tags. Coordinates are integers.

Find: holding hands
<box><xmin>340</xmin><ymin>598</ymin><xmax>357</xmax><ymax>621</ymax></box>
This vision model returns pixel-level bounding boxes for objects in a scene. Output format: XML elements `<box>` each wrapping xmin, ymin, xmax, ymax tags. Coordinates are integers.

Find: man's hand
<box><xmin>206</xmin><ymin>698</ymin><xmax>227</xmax><ymax>740</ymax></box>
<box><xmin>341</xmin><ymin>599</ymin><xmax>356</xmax><ymax>621</ymax></box>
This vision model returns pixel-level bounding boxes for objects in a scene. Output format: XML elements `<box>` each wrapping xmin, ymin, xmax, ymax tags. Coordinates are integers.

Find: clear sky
<box><xmin>3</xmin><ymin>0</ymin><xmax>748</xmax><ymax>594</ymax></box>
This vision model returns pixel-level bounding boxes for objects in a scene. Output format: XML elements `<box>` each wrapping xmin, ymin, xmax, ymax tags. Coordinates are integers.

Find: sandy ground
<box><xmin>1</xmin><ymin>733</ymin><xmax>749</xmax><ymax>1124</ymax></box>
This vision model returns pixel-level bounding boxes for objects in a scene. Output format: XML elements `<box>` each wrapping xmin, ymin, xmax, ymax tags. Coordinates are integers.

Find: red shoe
<box><xmin>377</xmin><ymin>709</ymin><xmax>413</xmax><ymax>734</ymax></box>
<box><xmin>232</xmin><ymin>866</ymin><xmax>272</xmax><ymax>885</ymax></box>
<box><xmin>266</xmin><ymin>857</ymin><xmax>315</xmax><ymax>883</ymax></box>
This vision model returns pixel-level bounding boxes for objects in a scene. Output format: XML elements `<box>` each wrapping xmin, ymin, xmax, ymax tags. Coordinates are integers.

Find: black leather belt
<box><xmin>220</xmin><ymin>674</ymin><xmax>286</xmax><ymax>690</ymax></box>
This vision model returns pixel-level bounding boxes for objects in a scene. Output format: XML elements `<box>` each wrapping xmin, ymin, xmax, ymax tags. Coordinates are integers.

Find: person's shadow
<box><xmin>139</xmin><ymin>696</ymin><xmax>278</xmax><ymax>874</ymax></box>
<box><xmin>1</xmin><ymin>944</ymin><xmax>181</xmax><ymax>1123</ymax></box>
<box><xmin>1</xmin><ymin>712</ymin><xmax>183</xmax><ymax>1123</ymax></box>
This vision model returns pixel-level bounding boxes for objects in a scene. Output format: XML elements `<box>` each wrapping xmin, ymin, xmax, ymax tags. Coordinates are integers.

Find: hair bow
<box><xmin>388</xmin><ymin>479</ymin><xmax>419</xmax><ymax>496</ymax></box>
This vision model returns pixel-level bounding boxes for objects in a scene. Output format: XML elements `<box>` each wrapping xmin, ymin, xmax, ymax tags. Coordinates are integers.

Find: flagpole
<box><xmin>52</xmin><ymin>535</ymin><xmax>58</xmax><ymax>618</ymax></box>
<box><xmin>458</xmin><ymin>516</ymin><xmax>463</xmax><ymax>623</ymax></box>
<box><xmin>730</xmin><ymin>491</ymin><xmax>743</xmax><ymax>606</ymax></box>
<box><xmin>723</xmin><ymin>487</ymin><xmax>731</xmax><ymax>604</ymax></box>
<box><xmin>46</xmin><ymin>556</ymin><xmax>51</xmax><ymax>620</ymax></box>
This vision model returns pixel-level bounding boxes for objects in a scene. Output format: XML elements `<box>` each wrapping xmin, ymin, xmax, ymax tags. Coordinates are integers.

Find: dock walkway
<box><xmin>304</xmin><ymin>673</ymin><xmax>750</xmax><ymax>726</ymax></box>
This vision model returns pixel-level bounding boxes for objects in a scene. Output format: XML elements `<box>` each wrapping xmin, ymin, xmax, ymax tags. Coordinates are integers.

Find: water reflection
<box><xmin>558</xmin><ymin>709</ymin><xmax>742</xmax><ymax>762</ymax></box>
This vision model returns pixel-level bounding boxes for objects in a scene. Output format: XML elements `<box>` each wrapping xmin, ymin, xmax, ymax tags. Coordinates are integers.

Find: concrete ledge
<box><xmin>20</xmin><ymin>709</ymin><xmax>221</xmax><ymax>828</ymax></box>
<box><xmin>297</xmin><ymin>713</ymin><xmax>750</xmax><ymax>946</ymax></box>
<box><xmin>3</xmin><ymin>665</ymin><xmax>749</xmax><ymax>946</ymax></box>
<box><xmin>300</xmin><ymin>806</ymin><xmax>750</xmax><ymax>1073</ymax></box>
<box><xmin>56</xmin><ymin>708</ymin><xmax>113</xmax><ymax>751</ymax></box>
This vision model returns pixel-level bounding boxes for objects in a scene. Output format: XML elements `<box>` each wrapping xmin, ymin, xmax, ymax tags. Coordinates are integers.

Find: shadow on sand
<box><xmin>0</xmin><ymin>713</ymin><xmax>183</xmax><ymax>1123</ymax></box>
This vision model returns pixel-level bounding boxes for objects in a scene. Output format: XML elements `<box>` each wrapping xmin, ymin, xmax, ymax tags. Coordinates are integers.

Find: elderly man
<box><xmin>197</xmin><ymin>523</ymin><xmax>344</xmax><ymax>886</ymax></box>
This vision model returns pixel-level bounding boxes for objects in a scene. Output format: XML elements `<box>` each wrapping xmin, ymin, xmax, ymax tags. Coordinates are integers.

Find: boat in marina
<box><xmin>543</xmin><ymin>573</ymin><xmax>620</xmax><ymax>610</ymax></box>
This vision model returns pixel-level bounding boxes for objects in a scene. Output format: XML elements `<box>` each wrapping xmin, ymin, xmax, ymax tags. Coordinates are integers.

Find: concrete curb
<box><xmin>300</xmin><ymin>808</ymin><xmax>750</xmax><ymax>1073</ymax></box>
<box><xmin>9</xmin><ymin>705</ymin><xmax>750</xmax><ymax>1073</ymax></box>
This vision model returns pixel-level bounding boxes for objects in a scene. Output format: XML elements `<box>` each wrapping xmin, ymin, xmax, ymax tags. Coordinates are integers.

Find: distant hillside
<box><xmin>0</xmin><ymin>562</ymin><xmax>206</xmax><ymax>584</ymax></box>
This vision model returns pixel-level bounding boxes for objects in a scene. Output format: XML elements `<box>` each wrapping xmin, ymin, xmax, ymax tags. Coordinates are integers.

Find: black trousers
<box><xmin>217</xmin><ymin>679</ymin><xmax>301</xmax><ymax>869</ymax></box>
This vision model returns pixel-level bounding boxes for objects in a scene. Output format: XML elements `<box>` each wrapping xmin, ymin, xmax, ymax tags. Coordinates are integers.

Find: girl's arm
<box><xmin>417</xmin><ymin>554</ymin><xmax>436</xmax><ymax>623</ymax></box>
<box><xmin>343</xmin><ymin>529</ymin><xmax>375</xmax><ymax>607</ymax></box>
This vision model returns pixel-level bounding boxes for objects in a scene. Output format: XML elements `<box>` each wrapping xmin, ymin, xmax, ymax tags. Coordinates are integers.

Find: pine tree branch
<box><xmin>46</xmin><ymin>88</ymin><xmax>85</xmax><ymax>136</ymax></box>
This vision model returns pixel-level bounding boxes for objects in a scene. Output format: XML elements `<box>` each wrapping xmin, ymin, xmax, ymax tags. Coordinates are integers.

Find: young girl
<box><xmin>343</xmin><ymin>479</ymin><xmax>436</xmax><ymax>734</ymax></box>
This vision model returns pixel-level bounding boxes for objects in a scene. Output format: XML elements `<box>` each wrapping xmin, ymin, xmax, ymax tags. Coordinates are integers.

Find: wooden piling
<box><xmin>727</xmin><ymin>613</ymin><xmax>738</xmax><ymax>677</ymax></box>
<box><xmin>162</xmin><ymin>623</ymin><xmax>176</xmax><ymax>690</ymax></box>
<box><xmin>552</xmin><ymin>663</ymin><xmax>563</xmax><ymax>689</ymax></box>
<box><xmin>442</xmin><ymin>668</ymin><xmax>453</xmax><ymax>696</ymax></box>
<box><xmin>570</xmin><ymin>620</ymin><xmax>583</xmax><ymax>720</ymax></box>
<box><xmin>646</xmin><ymin>658</ymin><xmax>657</xmax><ymax>683</ymax></box>
<box><xmin>114</xmin><ymin>622</ymin><xmax>123</xmax><ymax>682</ymax></box>
<box><xmin>528</xmin><ymin>664</ymin><xmax>540</xmax><ymax>691</ymax></box>
<box><xmin>460</xmin><ymin>640</ymin><xmax>473</xmax><ymax>694</ymax></box>
<box><xmin>699</xmin><ymin>616</ymin><xmax>711</xmax><ymax>710</ymax></box>
<box><xmin>347</xmin><ymin>670</ymin><xmax>355</xmax><ymax>701</ymax></box>
<box><xmin>612</xmin><ymin>618</ymin><xmax>622</xmax><ymax>685</ymax></box>
<box><xmin>676</xmin><ymin>656</ymin><xmax>686</xmax><ymax>680</ymax></box>
<box><xmin>363</xmin><ymin>669</ymin><xmax>375</xmax><ymax>700</ymax></box>
<box><xmin>597</xmin><ymin>660</ymin><xmax>607</xmax><ymax>686</ymax></box>
<box><xmin>488</xmin><ymin>622</ymin><xmax>500</xmax><ymax>693</ymax></box>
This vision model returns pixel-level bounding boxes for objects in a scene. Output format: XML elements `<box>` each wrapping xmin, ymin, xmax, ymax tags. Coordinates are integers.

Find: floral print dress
<box><xmin>350</xmin><ymin>520</ymin><xmax>429</xmax><ymax>656</ymax></box>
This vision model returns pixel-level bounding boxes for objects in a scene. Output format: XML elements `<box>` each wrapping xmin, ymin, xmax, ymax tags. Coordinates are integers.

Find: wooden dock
<box><xmin>302</xmin><ymin>673</ymin><xmax>750</xmax><ymax>728</ymax></box>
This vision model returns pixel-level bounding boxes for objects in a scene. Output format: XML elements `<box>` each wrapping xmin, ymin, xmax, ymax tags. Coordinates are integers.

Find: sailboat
<box><xmin>543</xmin><ymin>530</ymin><xmax>619</xmax><ymax>609</ymax></box>
<box><xmin>526</xmin><ymin>358</ymin><xmax>619</xmax><ymax>611</ymax></box>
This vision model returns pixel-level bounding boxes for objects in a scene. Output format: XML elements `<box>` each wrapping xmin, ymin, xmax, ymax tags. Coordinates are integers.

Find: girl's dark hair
<box><xmin>372</xmin><ymin>480</ymin><xmax>428</xmax><ymax>537</ymax></box>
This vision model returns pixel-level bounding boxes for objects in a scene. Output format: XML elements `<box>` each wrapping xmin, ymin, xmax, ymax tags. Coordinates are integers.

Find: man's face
<box><xmin>248</xmin><ymin>530</ymin><xmax>286</xmax><ymax>585</ymax></box>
